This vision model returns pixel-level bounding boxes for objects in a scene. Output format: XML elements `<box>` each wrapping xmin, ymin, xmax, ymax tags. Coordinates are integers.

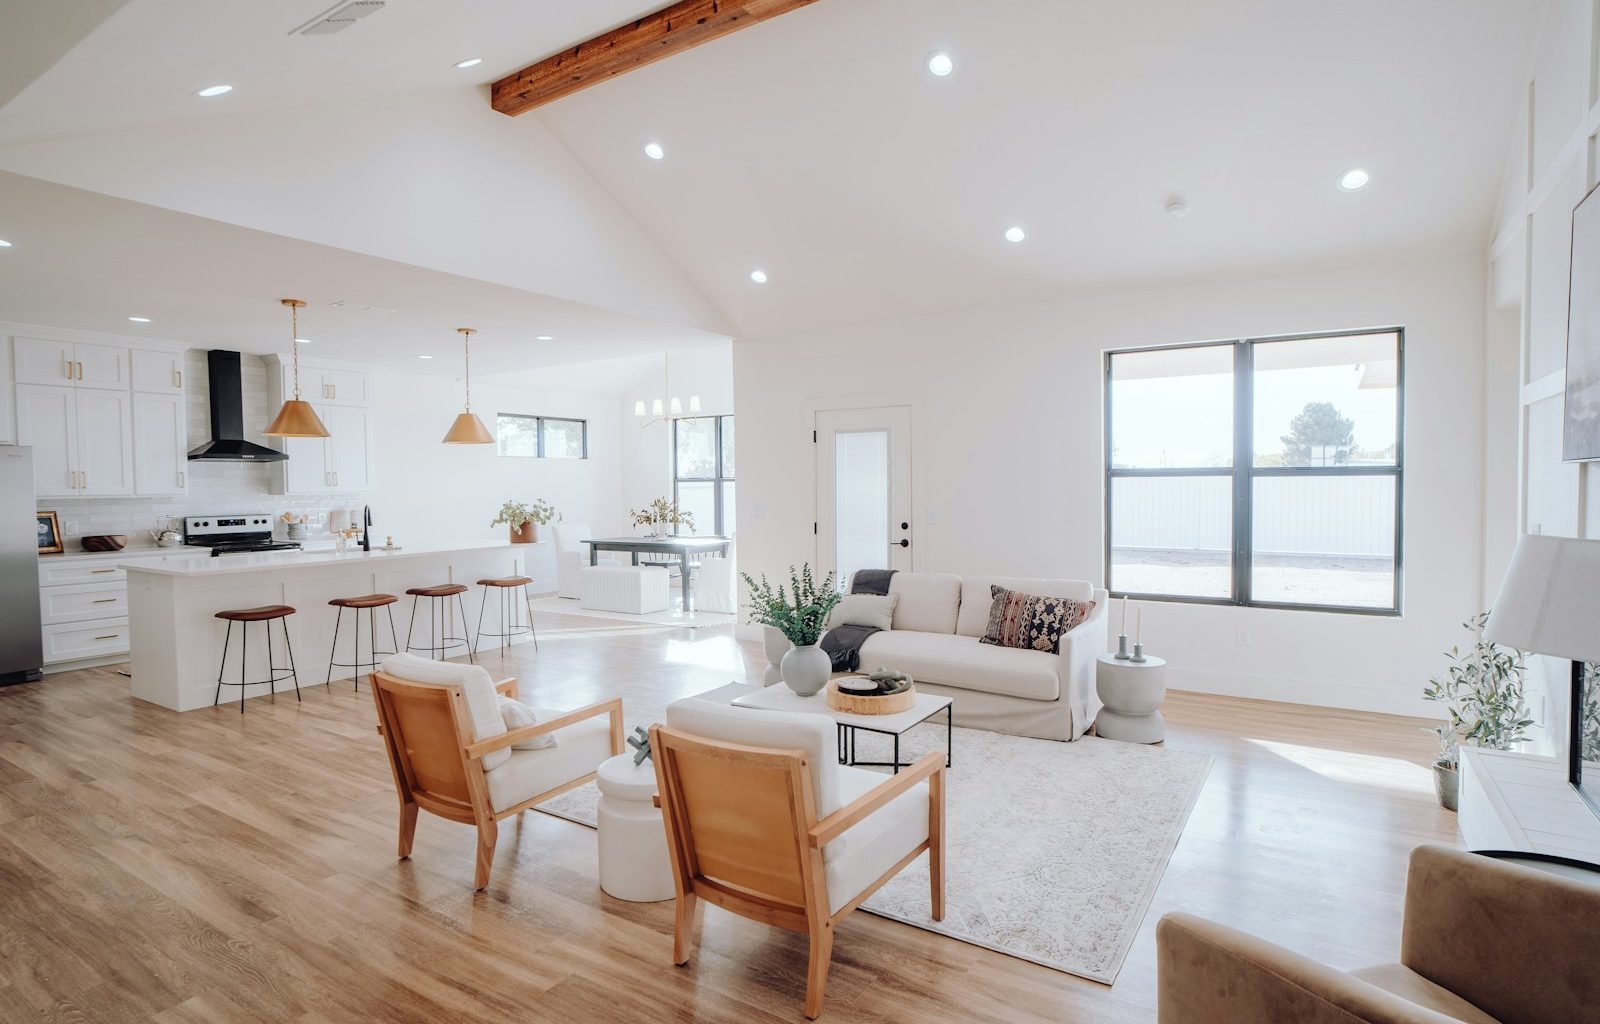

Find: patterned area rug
<box><xmin>538</xmin><ymin>704</ymin><xmax>1211</xmax><ymax>985</ymax></box>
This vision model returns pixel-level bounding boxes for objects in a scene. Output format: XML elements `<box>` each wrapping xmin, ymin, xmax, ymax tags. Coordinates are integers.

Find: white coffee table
<box><xmin>595</xmin><ymin>753</ymin><xmax>674</xmax><ymax>902</ymax></box>
<box><xmin>732</xmin><ymin>684</ymin><xmax>954</xmax><ymax>774</ymax></box>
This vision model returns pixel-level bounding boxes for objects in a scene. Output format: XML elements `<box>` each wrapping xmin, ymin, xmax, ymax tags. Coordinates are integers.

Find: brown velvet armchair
<box><xmin>1158</xmin><ymin>844</ymin><xmax>1600</xmax><ymax>1024</ymax></box>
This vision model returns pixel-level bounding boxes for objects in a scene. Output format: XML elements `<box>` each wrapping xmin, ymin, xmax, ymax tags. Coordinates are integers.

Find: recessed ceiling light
<box><xmin>1004</xmin><ymin>226</ymin><xmax>1027</xmax><ymax>243</ymax></box>
<box><xmin>126</xmin><ymin>316</ymin><xmax>151</xmax><ymax>323</ymax></box>
<box><xmin>1339</xmin><ymin>168</ymin><xmax>1371</xmax><ymax>192</ymax></box>
<box><xmin>535</xmin><ymin>335</ymin><xmax>554</xmax><ymax>341</ymax></box>
<box><xmin>453</xmin><ymin>58</ymin><xmax>483</xmax><ymax>69</ymax></box>
<box><xmin>294</xmin><ymin>337</ymin><xmax>313</xmax><ymax>344</ymax></box>
<box><xmin>750</xmin><ymin>269</ymin><xmax>769</xmax><ymax>284</ymax></box>
<box><xmin>0</xmin><ymin>239</ymin><xmax>12</xmax><ymax>248</ymax></box>
<box><xmin>418</xmin><ymin>354</ymin><xmax>434</xmax><ymax>360</ymax></box>
<box><xmin>195</xmin><ymin>85</ymin><xmax>233</xmax><ymax>98</ymax></box>
<box><xmin>1166</xmin><ymin>199</ymin><xmax>1190</xmax><ymax>219</ymax></box>
<box><xmin>927</xmin><ymin>52</ymin><xmax>954</xmax><ymax>77</ymax></box>
<box><xmin>644</xmin><ymin>142</ymin><xmax>665</xmax><ymax>161</ymax></box>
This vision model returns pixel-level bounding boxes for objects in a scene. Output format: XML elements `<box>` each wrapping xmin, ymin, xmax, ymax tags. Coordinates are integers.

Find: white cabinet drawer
<box><xmin>43</xmin><ymin>618</ymin><xmax>130</xmax><ymax>664</ymax></box>
<box><xmin>41</xmin><ymin>582</ymin><xmax>128</xmax><ymax>626</ymax></box>
<box><xmin>40</xmin><ymin>560</ymin><xmax>128</xmax><ymax>586</ymax></box>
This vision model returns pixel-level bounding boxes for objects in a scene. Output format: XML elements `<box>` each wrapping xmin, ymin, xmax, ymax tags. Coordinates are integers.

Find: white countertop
<box><xmin>122</xmin><ymin>541</ymin><xmax>517</xmax><ymax>577</ymax></box>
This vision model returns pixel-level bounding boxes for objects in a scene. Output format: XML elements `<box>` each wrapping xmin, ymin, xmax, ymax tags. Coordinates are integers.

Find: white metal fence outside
<box><xmin>1111</xmin><ymin>475</ymin><xmax>1396</xmax><ymax>557</ymax></box>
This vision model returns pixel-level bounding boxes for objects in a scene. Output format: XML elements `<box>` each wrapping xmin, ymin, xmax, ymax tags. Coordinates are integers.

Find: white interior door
<box><xmin>816</xmin><ymin>406</ymin><xmax>912</xmax><ymax>589</ymax></box>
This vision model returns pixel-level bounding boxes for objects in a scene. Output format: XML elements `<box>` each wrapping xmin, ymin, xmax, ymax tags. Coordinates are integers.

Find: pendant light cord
<box><xmin>458</xmin><ymin>327</ymin><xmax>476</xmax><ymax>412</ymax></box>
<box><xmin>290</xmin><ymin>302</ymin><xmax>303</xmax><ymax>400</ymax></box>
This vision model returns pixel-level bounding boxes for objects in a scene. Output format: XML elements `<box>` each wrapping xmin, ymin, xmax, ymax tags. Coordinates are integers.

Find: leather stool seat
<box><xmin>330</xmin><ymin>593</ymin><xmax>398</xmax><ymax>609</ymax></box>
<box><xmin>477</xmin><ymin>576</ymin><xmax>534</xmax><ymax>588</ymax></box>
<box><xmin>215</xmin><ymin>605</ymin><xmax>296</xmax><ymax>622</ymax></box>
<box><xmin>406</xmin><ymin>584</ymin><xmax>468</xmax><ymax>598</ymax></box>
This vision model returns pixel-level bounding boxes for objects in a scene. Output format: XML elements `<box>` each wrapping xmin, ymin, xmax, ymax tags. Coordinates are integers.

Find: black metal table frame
<box><xmin>583</xmin><ymin>537</ymin><xmax>731</xmax><ymax>612</ymax></box>
<box><xmin>836</xmin><ymin>703</ymin><xmax>954</xmax><ymax>775</ymax></box>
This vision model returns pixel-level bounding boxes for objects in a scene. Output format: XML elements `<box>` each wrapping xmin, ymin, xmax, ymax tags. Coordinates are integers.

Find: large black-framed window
<box><xmin>673</xmin><ymin>415</ymin><xmax>734</xmax><ymax>536</ymax></box>
<box><xmin>495</xmin><ymin>414</ymin><xmax>588</xmax><ymax>459</ymax></box>
<box><xmin>1104</xmin><ymin>327</ymin><xmax>1404</xmax><ymax>615</ymax></box>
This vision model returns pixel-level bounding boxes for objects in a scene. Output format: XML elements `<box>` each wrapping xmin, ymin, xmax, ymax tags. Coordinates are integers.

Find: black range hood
<box><xmin>187</xmin><ymin>350</ymin><xmax>288</xmax><ymax>462</ymax></box>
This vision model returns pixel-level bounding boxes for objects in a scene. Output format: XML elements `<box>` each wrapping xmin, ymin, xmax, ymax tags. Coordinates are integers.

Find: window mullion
<box><xmin>1234</xmin><ymin>341</ymin><xmax>1252</xmax><ymax>607</ymax></box>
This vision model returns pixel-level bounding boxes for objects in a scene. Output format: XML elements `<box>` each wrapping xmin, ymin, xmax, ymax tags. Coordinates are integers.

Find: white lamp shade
<box><xmin>652</xmin><ymin>398</ymin><xmax>664</xmax><ymax>417</ymax></box>
<box><xmin>634</xmin><ymin>400</ymin><xmax>647</xmax><ymax>417</ymax></box>
<box><xmin>1484</xmin><ymin>534</ymin><xmax>1600</xmax><ymax>662</ymax></box>
<box><xmin>669</xmin><ymin>396</ymin><xmax>683</xmax><ymax>416</ymax></box>
<box><xmin>689</xmin><ymin>395</ymin><xmax>702</xmax><ymax>413</ymax></box>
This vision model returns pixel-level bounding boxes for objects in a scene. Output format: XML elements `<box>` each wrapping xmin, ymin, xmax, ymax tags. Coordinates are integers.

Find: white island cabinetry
<box><xmin>126</xmin><ymin>544</ymin><xmax>527</xmax><ymax>712</ymax></box>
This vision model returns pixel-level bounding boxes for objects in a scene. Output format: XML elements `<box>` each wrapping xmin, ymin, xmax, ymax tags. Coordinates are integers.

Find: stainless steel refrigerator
<box><xmin>1</xmin><ymin>447</ymin><xmax>43</xmax><ymax>685</ymax></box>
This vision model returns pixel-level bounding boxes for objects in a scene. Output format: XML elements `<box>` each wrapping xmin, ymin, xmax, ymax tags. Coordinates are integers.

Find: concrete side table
<box><xmin>596</xmin><ymin>753</ymin><xmax>675</xmax><ymax>902</ymax></box>
<box><xmin>1095</xmin><ymin>653</ymin><xmax>1167</xmax><ymax>743</ymax></box>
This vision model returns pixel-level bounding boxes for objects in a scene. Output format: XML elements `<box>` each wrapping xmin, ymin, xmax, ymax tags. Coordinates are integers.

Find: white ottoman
<box><xmin>580</xmin><ymin>565</ymin><xmax>671</xmax><ymax>614</ymax></box>
<box><xmin>1095</xmin><ymin>653</ymin><xmax>1167</xmax><ymax>743</ymax></box>
<box><xmin>596</xmin><ymin>753</ymin><xmax>674</xmax><ymax>902</ymax></box>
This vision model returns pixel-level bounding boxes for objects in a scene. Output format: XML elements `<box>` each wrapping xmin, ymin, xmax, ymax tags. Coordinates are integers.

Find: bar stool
<box><xmin>213</xmin><ymin>605</ymin><xmax>300</xmax><ymax>714</ymax></box>
<box><xmin>404</xmin><ymin>584</ymin><xmax>475</xmax><ymax>663</ymax></box>
<box><xmin>474</xmin><ymin>576</ymin><xmax>540</xmax><ymax>655</ymax></box>
<box><xmin>325</xmin><ymin>593</ymin><xmax>399</xmax><ymax>692</ymax></box>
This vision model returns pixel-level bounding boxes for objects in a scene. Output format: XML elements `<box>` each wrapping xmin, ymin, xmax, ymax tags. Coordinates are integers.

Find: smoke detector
<box><xmin>1165</xmin><ymin>198</ymin><xmax>1190</xmax><ymax>219</ymax></box>
<box><xmin>292</xmin><ymin>1</ymin><xmax>385</xmax><ymax>36</ymax></box>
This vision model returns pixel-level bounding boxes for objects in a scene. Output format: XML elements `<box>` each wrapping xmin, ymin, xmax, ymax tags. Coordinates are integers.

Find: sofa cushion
<box><xmin>380</xmin><ymin>653</ymin><xmax>511</xmax><ymax>770</ymax></box>
<box><xmin>980</xmin><ymin>586</ymin><xmax>1096</xmax><ymax>654</ymax></box>
<box><xmin>824</xmin><ymin>766</ymin><xmax>930</xmax><ymax>914</ymax></box>
<box><xmin>827</xmin><ymin>593</ymin><xmax>898</xmax><ymax>631</ymax></box>
<box><xmin>1347</xmin><ymin>964</ymin><xmax>1502</xmax><ymax>1024</ymax></box>
<box><xmin>887</xmin><ymin>572</ymin><xmax>963</xmax><ymax>633</ymax></box>
<box><xmin>956</xmin><ymin>576</ymin><xmax>1095</xmax><ymax>637</ymax></box>
<box><xmin>859</xmin><ymin>630</ymin><xmax>1060</xmax><ymax>701</ymax></box>
<box><xmin>485</xmin><ymin>712</ymin><xmax>613</xmax><ymax>812</ymax></box>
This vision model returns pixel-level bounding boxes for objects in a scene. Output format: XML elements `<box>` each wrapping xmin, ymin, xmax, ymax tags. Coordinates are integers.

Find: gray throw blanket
<box><xmin>821</xmin><ymin>569</ymin><xmax>897</xmax><ymax>672</ymax></box>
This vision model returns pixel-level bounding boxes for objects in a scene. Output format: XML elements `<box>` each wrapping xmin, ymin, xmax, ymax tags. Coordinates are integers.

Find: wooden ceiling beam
<box><xmin>491</xmin><ymin>0</ymin><xmax>821</xmax><ymax>116</ymax></box>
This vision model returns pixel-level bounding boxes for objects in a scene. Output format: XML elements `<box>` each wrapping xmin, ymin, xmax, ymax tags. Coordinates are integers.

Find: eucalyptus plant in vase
<box><xmin>742</xmin><ymin>564</ymin><xmax>842</xmax><ymax>696</ymax></box>
<box><xmin>630</xmin><ymin>497</ymin><xmax>695</xmax><ymax>539</ymax></box>
<box><xmin>1422</xmin><ymin>612</ymin><xmax>1535</xmax><ymax>811</ymax></box>
<box><xmin>491</xmin><ymin>499</ymin><xmax>559</xmax><ymax>544</ymax></box>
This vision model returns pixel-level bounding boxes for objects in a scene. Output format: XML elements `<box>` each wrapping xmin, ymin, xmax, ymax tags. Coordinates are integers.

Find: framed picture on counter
<box><xmin>36</xmin><ymin>511</ymin><xmax>62</xmax><ymax>555</ymax></box>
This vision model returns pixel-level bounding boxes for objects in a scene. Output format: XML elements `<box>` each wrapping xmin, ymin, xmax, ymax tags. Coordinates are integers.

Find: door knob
<box><xmin>901</xmin><ymin>521</ymin><xmax>909</xmax><ymax>530</ymax></box>
<box><xmin>898</xmin><ymin>539</ymin><xmax>910</xmax><ymax>548</ymax></box>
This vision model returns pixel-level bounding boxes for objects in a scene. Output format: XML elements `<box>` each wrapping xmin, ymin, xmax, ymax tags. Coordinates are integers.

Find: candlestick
<box><xmin>1115</xmin><ymin>634</ymin><xmax>1130</xmax><ymax>660</ymax></box>
<box><xmin>1120</xmin><ymin>596</ymin><xmax>1128</xmax><ymax>634</ymax></box>
<box><xmin>1131</xmin><ymin>642</ymin><xmax>1146</xmax><ymax>663</ymax></box>
<box><xmin>1136</xmin><ymin>605</ymin><xmax>1143</xmax><ymax>646</ymax></box>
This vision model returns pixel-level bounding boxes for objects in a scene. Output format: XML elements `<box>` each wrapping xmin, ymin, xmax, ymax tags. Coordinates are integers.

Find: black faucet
<box><xmin>361</xmin><ymin>505</ymin><xmax>372</xmax><ymax>552</ymax></box>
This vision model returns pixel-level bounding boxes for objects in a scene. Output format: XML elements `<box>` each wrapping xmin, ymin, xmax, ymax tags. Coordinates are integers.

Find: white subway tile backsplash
<box><xmin>37</xmin><ymin>350</ymin><xmax>365</xmax><ymax>552</ymax></box>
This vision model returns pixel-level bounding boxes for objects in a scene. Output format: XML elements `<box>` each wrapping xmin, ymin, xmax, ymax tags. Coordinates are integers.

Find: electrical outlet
<box><xmin>1235</xmin><ymin>628</ymin><xmax>1251</xmax><ymax>646</ymax></box>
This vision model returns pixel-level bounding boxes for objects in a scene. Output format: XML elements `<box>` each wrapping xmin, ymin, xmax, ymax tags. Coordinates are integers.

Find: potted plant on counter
<box><xmin>491</xmin><ymin>499</ymin><xmax>559</xmax><ymax>544</ymax></box>
<box><xmin>742</xmin><ymin>564</ymin><xmax>841</xmax><ymax>697</ymax></box>
<box><xmin>630</xmin><ymin>497</ymin><xmax>694</xmax><ymax>539</ymax></box>
<box><xmin>1422</xmin><ymin>612</ymin><xmax>1534</xmax><ymax>811</ymax></box>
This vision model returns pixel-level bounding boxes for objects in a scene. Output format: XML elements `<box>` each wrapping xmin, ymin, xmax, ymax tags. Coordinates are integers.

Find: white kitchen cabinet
<box><xmin>267</xmin><ymin>355</ymin><xmax>373</xmax><ymax>494</ymax></box>
<box><xmin>40</xmin><ymin>581</ymin><xmax>128</xmax><ymax>626</ymax></box>
<box><xmin>282</xmin><ymin>409</ymin><xmax>333</xmax><ymax>494</ymax></box>
<box><xmin>130</xmin><ymin>349</ymin><xmax>185</xmax><ymax>394</ymax></box>
<box><xmin>325</xmin><ymin>404</ymin><xmax>371</xmax><ymax>490</ymax></box>
<box><xmin>42</xmin><ymin>618</ymin><xmax>131</xmax><ymax>665</ymax></box>
<box><xmin>15</xmin><ymin>336</ymin><xmax>128</xmax><ymax>388</ymax></box>
<box><xmin>320</xmin><ymin>367</ymin><xmax>369</xmax><ymax>405</ymax></box>
<box><xmin>17</xmin><ymin>383</ymin><xmax>133</xmax><ymax>496</ymax></box>
<box><xmin>132</xmin><ymin>391</ymin><xmax>188</xmax><ymax>495</ymax></box>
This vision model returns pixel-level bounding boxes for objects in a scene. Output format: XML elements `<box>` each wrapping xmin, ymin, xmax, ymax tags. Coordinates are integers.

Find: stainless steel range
<box><xmin>184</xmin><ymin>515</ymin><xmax>302</xmax><ymax>557</ymax></box>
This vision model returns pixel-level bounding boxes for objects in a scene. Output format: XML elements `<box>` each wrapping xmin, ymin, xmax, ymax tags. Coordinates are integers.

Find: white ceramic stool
<box><xmin>1095</xmin><ymin>653</ymin><xmax>1167</xmax><ymax>743</ymax></box>
<box><xmin>596</xmin><ymin>753</ymin><xmax>674</xmax><ymax>902</ymax></box>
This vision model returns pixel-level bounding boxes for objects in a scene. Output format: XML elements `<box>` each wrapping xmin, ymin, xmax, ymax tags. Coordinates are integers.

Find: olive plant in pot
<box><xmin>742</xmin><ymin>564</ymin><xmax>842</xmax><ymax>696</ymax></box>
<box><xmin>490</xmin><ymin>499</ymin><xmax>559</xmax><ymax>544</ymax></box>
<box><xmin>1422</xmin><ymin>612</ymin><xmax>1535</xmax><ymax>811</ymax></box>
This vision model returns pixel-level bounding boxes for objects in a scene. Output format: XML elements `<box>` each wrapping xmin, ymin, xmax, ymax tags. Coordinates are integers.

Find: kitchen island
<box><xmin>126</xmin><ymin>543</ymin><xmax>536</xmax><ymax>712</ymax></box>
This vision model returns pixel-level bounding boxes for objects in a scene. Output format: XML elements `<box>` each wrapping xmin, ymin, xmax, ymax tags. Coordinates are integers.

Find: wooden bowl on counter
<box><xmin>79</xmin><ymin>534</ymin><xmax>128</xmax><ymax>552</ymax></box>
<box><xmin>826</xmin><ymin>677</ymin><xmax>917</xmax><ymax>715</ymax></box>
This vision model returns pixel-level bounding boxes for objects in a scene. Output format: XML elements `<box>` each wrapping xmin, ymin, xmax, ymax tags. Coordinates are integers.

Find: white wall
<box><xmin>734</xmin><ymin>248</ymin><xmax>1487</xmax><ymax>718</ymax></box>
<box><xmin>1486</xmin><ymin>0</ymin><xmax>1600</xmax><ymax>755</ymax></box>
<box><xmin>617</xmin><ymin>345</ymin><xmax>736</xmax><ymax>524</ymax></box>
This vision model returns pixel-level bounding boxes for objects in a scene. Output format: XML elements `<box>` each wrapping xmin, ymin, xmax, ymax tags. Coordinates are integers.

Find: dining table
<box><xmin>581</xmin><ymin>535</ymin><xmax>731</xmax><ymax>611</ymax></box>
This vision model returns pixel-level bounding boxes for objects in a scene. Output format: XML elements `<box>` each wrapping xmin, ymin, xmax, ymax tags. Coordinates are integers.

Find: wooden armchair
<box><xmin>651</xmin><ymin>697</ymin><xmax>945</xmax><ymax>1020</ymax></box>
<box><xmin>370</xmin><ymin>653</ymin><xmax>623</xmax><ymax>889</ymax></box>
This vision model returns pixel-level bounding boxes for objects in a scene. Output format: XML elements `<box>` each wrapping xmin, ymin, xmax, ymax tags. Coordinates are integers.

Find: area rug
<box><xmin>536</xmin><ymin>699</ymin><xmax>1211</xmax><ymax>985</ymax></box>
<box><xmin>529</xmin><ymin>596</ymin><xmax>735</xmax><ymax>630</ymax></box>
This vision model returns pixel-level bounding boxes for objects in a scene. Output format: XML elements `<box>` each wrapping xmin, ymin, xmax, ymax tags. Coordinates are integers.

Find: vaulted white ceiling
<box><xmin>0</xmin><ymin>0</ymin><xmax>1547</xmax><ymax>355</ymax></box>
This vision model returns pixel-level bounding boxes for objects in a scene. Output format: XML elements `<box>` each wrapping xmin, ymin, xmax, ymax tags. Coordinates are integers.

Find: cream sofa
<box><xmin>846</xmin><ymin>572</ymin><xmax>1109</xmax><ymax>741</ymax></box>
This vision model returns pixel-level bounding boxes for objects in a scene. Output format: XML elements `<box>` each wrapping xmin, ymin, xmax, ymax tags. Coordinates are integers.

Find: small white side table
<box><xmin>596</xmin><ymin>753</ymin><xmax>674</xmax><ymax>902</ymax></box>
<box><xmin>1095</xmin><ymin>653</ymin><xmax>1167</xmax><ymax>743</ymax></box>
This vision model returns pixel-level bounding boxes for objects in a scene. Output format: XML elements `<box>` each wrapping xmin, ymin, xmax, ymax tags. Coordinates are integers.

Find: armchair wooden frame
<box><xmin>649</xmin><ymin>724</ymin><xmax>945</xmax><ymax>1020</ymax></box>
<box><xmin>370</xmin><ymin>670</ymin><xmax>623</xmax><ymax>889</ymax></box>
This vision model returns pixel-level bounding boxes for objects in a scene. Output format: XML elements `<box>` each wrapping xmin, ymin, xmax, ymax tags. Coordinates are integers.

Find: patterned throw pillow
<box><xmin>979</xmin><ymin>585</ymin><xmax>1095</xmax><ymax>654</ymax></box>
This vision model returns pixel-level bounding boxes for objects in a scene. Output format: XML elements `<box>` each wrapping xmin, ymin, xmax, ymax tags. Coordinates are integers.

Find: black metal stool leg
<box><xmin>326</xmin><ymin>606</ymin><xmax>343</xmax><ymax>688</ymax></box>
<box><xmin>266</xmin><ymin>621</ymin><xmax>277</xmax><ymax>702</ymax></box>
<box><xmin>283</xmin><ymin>616</ymin><xmax>301</xmax><ymax>701</ymax></box>
<box><xmin>386</xmin><ymin>604</ymin><xmax>399</xmax><ymax>661</ymax></box>
<box><xmin>215</xmin><ymin>620</ymin><xmax>233</xmax><ymax>707</ymax></box>
<box><xmin>523</xmin><ymin>583</ymin><xmax>539</xmax><ymax>651</ymax></box>
<box><xmin>476</xmin><ymin>586</ymin><xmax>490</xmax><ymax>657</ymax></box>
<box><xmin>240</xmin><ymin>620</ymin><xmax>248</xmax><ymax>714</ymax></box>
<box><xmin>458</xmin><ymin>592</ymin><xmax>475</xmax><ymax>663</ymax></box>
<box><xmin>351</xmin><ymin>603</ymin><xmax>362</xmax><ymax>691</ymax></box>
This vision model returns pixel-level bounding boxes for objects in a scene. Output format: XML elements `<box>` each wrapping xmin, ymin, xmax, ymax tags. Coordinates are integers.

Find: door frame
<box><xmin>806</xmin><ymin>395</ymin><xmax>923</xmax><ymax>576</ymax></box>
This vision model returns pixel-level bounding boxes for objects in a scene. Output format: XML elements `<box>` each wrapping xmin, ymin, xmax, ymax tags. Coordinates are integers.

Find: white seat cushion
<box><xmin>955</xmin><ymin>577</ymin><xmax>1095</xmax><ymax>638</ymax></box>
<box><xmin>859</xmin><ymin>630</ymin><xmax>1060</xmax><ymax>701</ymax></box>
<box><xmin>884</xmin><ymin>573</ymin><xmax>962</xmax><ymax>633</ymax></box>
<box><xmin>823</xmin><ymin>766</ymin><xmax>930</xmax><ymax>914</ymax></box>
<box><xmin>380</xmin><ymin>653</ymin><xmax>511</xmax><ymax>770</ymax></box>
<box><xmin>485</xmin><ymin>712</ymin><xmax>613</xmax><ymax>812</ymax></box>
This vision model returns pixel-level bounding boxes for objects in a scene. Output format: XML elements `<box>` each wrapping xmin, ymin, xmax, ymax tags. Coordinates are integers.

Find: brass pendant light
<box><xmin>263</xmin><ymin>298</ymin><xmax>330</xmax><ymax>438</ymax></box>
<box><xmin>442</xmin><ymin>327</ymin><xmax>494</xmax><ymax>444</ymax></box>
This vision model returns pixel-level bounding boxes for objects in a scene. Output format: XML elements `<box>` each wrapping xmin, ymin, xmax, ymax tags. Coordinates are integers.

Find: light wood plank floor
<box><xmin>0</xmin><ymin>611</ymin><xmax>1458</xmax><ymax>1023</ymax></box>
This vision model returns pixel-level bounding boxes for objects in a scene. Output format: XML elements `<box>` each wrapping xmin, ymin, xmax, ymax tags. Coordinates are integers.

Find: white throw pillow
<box><xmin>379</xmin><ymin>653</ymin><xmax>511</xmax><ymax>770</ymax></box>
<box><xmin>498</xmin><ymin>696</ymin><xmax>558</xmax><ymax>750</ymax></box>
<box><xmin>826</xmin><ymin>593</ymin><xmax>899</xmax><ymax>632</ymax></box>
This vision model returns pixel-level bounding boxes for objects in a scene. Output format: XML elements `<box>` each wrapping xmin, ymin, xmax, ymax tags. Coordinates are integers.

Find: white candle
<box><xmin>1136</xmin><ymin>605</ymin><xmax>1143</xmax><ymax>646</ymax></box>
<box><xmin>1121</xmin><ymin>596</ymin><xmax>1128</xmax><ymax>634</ymax></box>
